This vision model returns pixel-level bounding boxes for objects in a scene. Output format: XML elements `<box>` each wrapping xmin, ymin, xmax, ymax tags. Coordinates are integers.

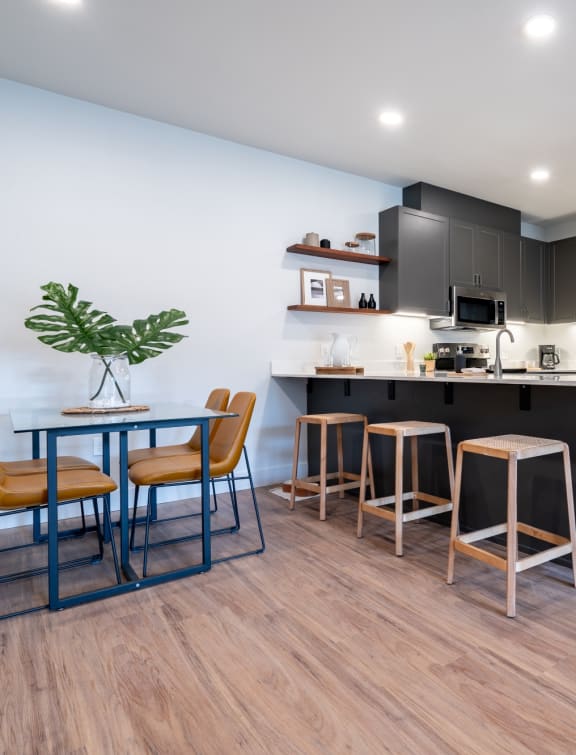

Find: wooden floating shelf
<box><xmin>287</xmin><ymin>243</ymin><xmax>390</xmax><ymax>265</ymax></box>
<box><xmin>287</xmin><ymin>305</ymin><xmax>391</xmax><ymax>315</ymax></box>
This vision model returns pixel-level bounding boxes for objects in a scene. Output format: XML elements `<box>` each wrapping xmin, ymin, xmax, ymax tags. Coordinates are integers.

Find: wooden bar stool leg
<box><xmin>365</xmin><ymin>419</ymin><xmax>376</xmax><ymax>499</ymax></box>
<box><xmin>289</xmin><ymin>418</ymin><xmax>302</xmax><ymax>511</ymax></box>
<box><xmin>319</xmin><ymin>420</ymin><xmax>328</xmax><ymax>521</ymax></box>
<box><xmin>444</xmin><ymin>426</ymin><xmax>455</xmax><ymax>502</ymax></box>
<box><xmin>357</xmin><ymin>427</ymin><xmax>370</xmax><ymax>538</ymax></box>
<box><xmin>447</xmin><ymin>444</ymin><xmax>464</xmax><ymax>584</ymax></box>
<box><xmin>395</xmin><ymin>433</ymin><xmax>404</xmax><ymax>556</ymax></box>
<box><xmin>337</xmin><ymin>422</ymin><xmax>344</xmax><ymax>499</ymax></box>
<box><xmin>506</xmin><ymin>455</ymin><xmax>518</xmax><ymax>618</ymax></box>
<box><xmin>562</xmin><ymin>444</ymin><xmax>576</xmax><ymax>588</ymax></box>
<box><xmin>411</xmin><ymin>436</ymin><xmax>419</xmax><ymax>511</ymax></box>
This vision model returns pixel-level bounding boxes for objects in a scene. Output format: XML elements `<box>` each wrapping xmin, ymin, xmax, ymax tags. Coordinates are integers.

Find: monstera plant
<box><xmin>25</xmin><ymin>282</ymin><xmax>189</xmax><ymax>407</ymax></box>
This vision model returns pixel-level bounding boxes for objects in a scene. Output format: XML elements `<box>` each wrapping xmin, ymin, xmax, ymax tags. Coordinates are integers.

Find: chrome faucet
<box><xmin>494</xmin><ymin>329</ymin><xmax>515</xmax><ymax>378</ymax></box>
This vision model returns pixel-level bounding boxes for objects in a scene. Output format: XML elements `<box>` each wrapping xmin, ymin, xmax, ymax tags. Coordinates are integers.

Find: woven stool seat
<box><xmin>358</xmin><ymin>420</ymin><xmax>454</xmax><ymax>556</ymax></box>
<box><xmin>367</xmin><ymin>420</ymin><xmax>449</xmax><ymax>437</ymax></box>
<box><xmin>447</xmin><ymin>433</ymin><xmax>576</xmax><ymax>617</ymax></box>
<box><xmin>298</xmin><ymin>412</ymin><xmax>367</xmax><ymax>425</ymax></box>
<box><xmin>289</xmin><ymin>413</ymin><xmax>374</xmax><ymax>521</ymax></box>
<box><xmin>459</xmin><ymin>434</ymin><xmax>565</xmax><ymax>459</ymax></box>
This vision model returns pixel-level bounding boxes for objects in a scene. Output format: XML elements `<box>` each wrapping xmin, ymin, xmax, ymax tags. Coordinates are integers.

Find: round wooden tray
<box><xmin>61</xmin><ymin>405</ymin><xmax>150</xmax><ymax>415</ymax></box>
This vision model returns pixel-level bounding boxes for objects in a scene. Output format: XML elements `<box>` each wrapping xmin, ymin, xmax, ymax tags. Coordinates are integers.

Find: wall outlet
<box><xmin>93</xmin><ymin>436</ymin><xmax>103</xmax><ymax>456</ymax></box>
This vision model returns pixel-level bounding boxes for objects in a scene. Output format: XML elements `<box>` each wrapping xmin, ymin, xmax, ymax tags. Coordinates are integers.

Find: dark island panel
<box><xmin>305</xmin><ymin>378</ymin><xmax>576</xmax><ymax>564</ymax></box>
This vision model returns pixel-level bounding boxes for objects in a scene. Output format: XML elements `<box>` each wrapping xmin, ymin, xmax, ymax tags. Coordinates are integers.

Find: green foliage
<box><xmin>423</xmin><ymin>352</ymin><xmax>435</xmax><ymax>360</ymax></box>
<box><xmin>25</xmin><ymin>282</ymin><xmax>188</xmax><ymax>365</ymax></box>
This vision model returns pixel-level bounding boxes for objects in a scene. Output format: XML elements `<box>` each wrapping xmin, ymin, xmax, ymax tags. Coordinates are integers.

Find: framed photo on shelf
<box><xmin>326</xmin><ymin>278</ymin><xmax>351</xmax><ymax>308</ymax></box>
<box><xmin>300</xmin><ymin>269</ymin><xmax>332</xmax><ymax>306</ymax></box>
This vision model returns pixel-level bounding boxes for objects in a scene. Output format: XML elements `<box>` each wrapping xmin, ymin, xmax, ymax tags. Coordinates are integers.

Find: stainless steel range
<box><xmin>433</xmin><ymin>342</ymin><xmax>491</xmax><ymax>371</ymax></box>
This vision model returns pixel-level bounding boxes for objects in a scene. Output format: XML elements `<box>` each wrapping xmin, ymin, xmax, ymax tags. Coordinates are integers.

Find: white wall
<box><xmin>0</xmin><ymin>79</ymin><xmax>405</xmax><ymax>496</ymax></box>
<box><xmin>1</xmin><ymin>79</ymin><xmax>574</xmax><ymax>523</ymax></box>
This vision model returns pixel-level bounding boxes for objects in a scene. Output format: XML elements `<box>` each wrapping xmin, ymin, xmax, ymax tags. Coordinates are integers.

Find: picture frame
<box><xmin>300</xmin><ymin>268</ymin><xmax>332</xmax><ymax>306</ymax></box>
<box><xmin>326</xmin><ymin>278</ymin><xmax>351</xmax><ymax>308</ymax></box>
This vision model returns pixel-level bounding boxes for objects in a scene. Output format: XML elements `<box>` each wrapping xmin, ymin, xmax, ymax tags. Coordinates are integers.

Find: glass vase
<box><xmin>89</xmin><ymin>353</ymin><xmax>131</xmax><ymax>408</ymax></box>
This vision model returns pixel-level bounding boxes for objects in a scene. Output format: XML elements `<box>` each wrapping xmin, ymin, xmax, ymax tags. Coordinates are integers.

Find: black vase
<box><xmin>359</xmin><ymin>293</ymin><xmax>368</xmax><ymax>309</ymax></box>
<box><xmin>367</xmin><ymin>294</ymin><xmax>376</xmax><ymax>309</ymax></box>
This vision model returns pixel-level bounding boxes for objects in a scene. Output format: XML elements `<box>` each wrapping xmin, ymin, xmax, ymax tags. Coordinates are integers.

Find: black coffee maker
<box><xmin>539</xmin><ymin>344</ymin><xmax>560</xmax><ymax>370</ymax></box>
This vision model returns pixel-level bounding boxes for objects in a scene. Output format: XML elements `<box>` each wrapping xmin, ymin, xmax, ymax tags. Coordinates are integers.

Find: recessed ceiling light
<box><xmin>530</xmin><ymin>168</ymin><xmax>550</xmax><ymax>182</ymax></box>
<box><xmin>524</xmin><ymin>14</ymin><xmax>556</xmax><ymax>39</ymax></box>
<box><xmin>48</xmin><ymin>0</ymin><xmax>83</xmax><ymax>7</ymax></box>
<box><xmin>378</xmin><ymin>110</ymin><xmax>404</xmax><ymax>128</ymax></box>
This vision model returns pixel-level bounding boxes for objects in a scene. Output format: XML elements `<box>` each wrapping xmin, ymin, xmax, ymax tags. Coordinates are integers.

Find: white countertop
<box><xmin>270</xmin><ymin>361</ymin><xmax>576</xmax><ymax>387</ymax></box>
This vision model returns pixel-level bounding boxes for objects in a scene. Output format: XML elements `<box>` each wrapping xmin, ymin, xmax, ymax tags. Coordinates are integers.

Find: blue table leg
<box><xmin>47</xmin><ymin>432</ymin><xmax>60</xmax><ymax>609</ymax></box>
<box><xmin>119</xmin><ymin>430</ymin><xmax>137</xmax><ymax>581</ymax></box>
<box><xmin>32</xmin><ymin>430</ymin><xmax>41</xmax><ymax>542</ymax></box>
<box><xmin>201</xmin><ymin>420</ymin><xmax>211</xmax><ymax>568</ymax></box>
<box><xmin>149</xmin><ymin>428</ymin><xmax>158</xmax><ymax>522</ymax></box>
<box><xmin>102</xmin><ymin>432</ymin><xmax>112</xmax><ymax>541</ymax></box>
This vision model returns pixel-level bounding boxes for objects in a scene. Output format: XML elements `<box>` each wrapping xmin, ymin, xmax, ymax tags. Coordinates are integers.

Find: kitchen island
<box><xmin>272</xmin><ymin>364</ymin><xmax>576</xmax><ymax>562</ymax></box>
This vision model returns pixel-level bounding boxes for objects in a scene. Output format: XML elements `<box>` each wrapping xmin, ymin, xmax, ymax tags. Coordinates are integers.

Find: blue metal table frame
<box><xmin>10</xmin><ymin>403</ymin><xmax>236</xmax><ymax>611</ymax></box>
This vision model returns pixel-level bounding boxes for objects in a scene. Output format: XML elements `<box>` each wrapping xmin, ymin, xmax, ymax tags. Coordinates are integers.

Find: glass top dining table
<box><xmin>10</xmin><ymin>402</ymin><xmax>236</xmax><ymax>611</ymax></box>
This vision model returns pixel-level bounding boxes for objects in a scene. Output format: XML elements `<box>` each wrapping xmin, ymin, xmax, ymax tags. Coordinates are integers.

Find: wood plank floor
<box><xmin>2</xmin><ymin>488</ymin><xmax>576</xmax><ymax>753</ymax></box>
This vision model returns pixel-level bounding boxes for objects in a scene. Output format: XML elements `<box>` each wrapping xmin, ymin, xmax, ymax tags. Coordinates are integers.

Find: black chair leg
<box><xmin>130</xmin><ymin>485</ymin><xmax>140</xmax><ymax>550</ymax></box>
<box><xmin>80</xmin><ymin>499</ymin><xmax>87</xmax><ymax>534</ymax></box>
<box><xmin>103</xmin><ymin>494</ymin><xmax>121</xmax><ymax>584</ymax></box>
<box><xmin>91</xmin><ymin>497</ymin><xmax>104</xmax><ymax>561</ymax></box>
<box><xmin>227</xmin><ymin>474</ymin><xmax>241</xmax><ymax>530</ymax></box>
<box><xmin>142</xmin><ymin>486</ymin><xmax>154</xmax><ymax>577</ymax></box>
<box><xmin>243</xmin><ymin>446</ymin><xmax>266</xmax><ymax>554</ymax></box>
<box><xmin>212</xmin><ymin>448</ymin><xmax>265</xmax><ymax>565</ymax></box>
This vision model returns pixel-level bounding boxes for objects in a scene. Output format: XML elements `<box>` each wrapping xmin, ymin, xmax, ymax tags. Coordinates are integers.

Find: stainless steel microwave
<box><xmin>429</xmin><ymin>285</ymin><xmax>507</xmax><ymax>331</ymax></box>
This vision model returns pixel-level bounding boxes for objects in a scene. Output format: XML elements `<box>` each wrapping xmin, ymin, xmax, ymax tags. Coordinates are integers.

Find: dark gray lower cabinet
<box><xmin>449</xmin><ymin>218</ymin><xmax>503</xmax><ymax>289</ymax></box>
<box><xmin>549</xmin><ymin>237</ymin><xmax>576</xmax><ymax>322</ymax></box>
<box><xmin>502</xmin><ymin>235</ymin><xmax>546</xmax><ymax>323</ymax></box>
<box><xmin>379</xmin><ymin>206</ymin><xmax>449</xmax><ymax>316</ymax></box>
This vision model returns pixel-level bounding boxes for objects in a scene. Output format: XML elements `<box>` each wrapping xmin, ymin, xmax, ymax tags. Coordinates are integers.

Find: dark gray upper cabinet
<box><xmin>403</xmin><ymin>182</ymin><xmax>521</xmax><ymax>234</ymax></box>
<box><xmin>549</xmin><ymin>237</ymin><xmax>576</xmax><ymax>323</ymax></box>
<box><xmin>521</xmin><ymin>237</ymin><xmax>546</xmax><ymax>323</ymax></box>
<box><xmin>379</xmin><ymin>206</ymin><xmax>449</xmax><ymax>316</ymax></box>
<box><xmin>501</xmin><ymin>235</ymin><xmax>546</xmax><ymax>323</ymax></box>
<box><xmin>449</xmin><ymin>219</ymin><xmax>503</xmax><ymax>289</ymax></box>
<box><xmin>502</xmin><ymin>233</ymin><xmax>522</xmax><ymax>320</ymax></box>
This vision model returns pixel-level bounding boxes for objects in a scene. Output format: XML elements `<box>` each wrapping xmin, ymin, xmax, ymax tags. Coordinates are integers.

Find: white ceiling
<box><xmin>1</xmin><ymin>0</ymin><xmax>575</xmax><ymax>224</ymax></box>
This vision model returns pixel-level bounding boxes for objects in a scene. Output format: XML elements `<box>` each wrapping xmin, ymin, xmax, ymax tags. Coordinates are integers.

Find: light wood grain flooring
<box><xmin>1</xmin><ymin>488</ymin><xmax>576</xmax><ymax>754</ymax></box>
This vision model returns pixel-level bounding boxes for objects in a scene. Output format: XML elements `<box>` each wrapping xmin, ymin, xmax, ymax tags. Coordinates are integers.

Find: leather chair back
<box><xmin>187</xmin><ymin>388</ymin><xmax>230</xmax><ymax>451</ymax></box>
<box><xmin>208</xmin><ymin>392</ymin><xmax>256</xmax><ymax>469</ymax></box>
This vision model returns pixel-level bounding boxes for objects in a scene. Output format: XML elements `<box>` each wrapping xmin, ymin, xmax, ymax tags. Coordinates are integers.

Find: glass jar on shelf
<box><xmin>355</xmin><ymin>232</ymin><xmax>376</xmax><ymax>255</ymax></box>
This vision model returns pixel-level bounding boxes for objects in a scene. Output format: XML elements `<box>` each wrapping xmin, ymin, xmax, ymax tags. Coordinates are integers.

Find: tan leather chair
<box><xmin>128</xmin><ymin>388</ymin><xmax>230</xmax><ymax>530</ymax></box>
<box><xmin>128</xmin><ymin>392</ymin><xmax>264</xmax><ymax>575</ymax></box>
<box><xmin>127</xmin><ymin>388</ymin><xmax>230</xmax><ymax>466</ymax></box>
<box><xmin>0</xmin><ymin>464</ymin><xmax>119</xmax><ymax>620</ymax></box>
<box><xmin>0</xmin><ymin>456</ymin><xmax>99</xmax><ymax>475</ymax></box>
<box><xmin>0</xmin><ymin>456</ymin><xmax>102</xmax><ymax>542</ymax></box>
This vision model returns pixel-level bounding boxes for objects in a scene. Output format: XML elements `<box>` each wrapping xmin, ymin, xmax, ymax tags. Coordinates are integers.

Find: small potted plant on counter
<box><xmin>423</xmin><ymin>352</ymin><xmax>436</xmax><ymax>373</ymax></box>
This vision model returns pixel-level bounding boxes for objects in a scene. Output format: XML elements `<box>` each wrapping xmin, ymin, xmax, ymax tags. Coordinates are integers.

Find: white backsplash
<box><xmin>278</xmin><ymin>314</ymin><xmax>576</xmax><ymax>370</ymax></box>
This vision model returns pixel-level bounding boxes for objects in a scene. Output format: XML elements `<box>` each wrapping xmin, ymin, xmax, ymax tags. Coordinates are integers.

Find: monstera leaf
<box><xmin>25</xmin><ymin>282</ymin><xmax>188</xmax><ymax>365</ymax></box>
<box><xmin>104</xmin><ymin>310</ymin><xmax>189</xmax><ymax>364</ymax></box>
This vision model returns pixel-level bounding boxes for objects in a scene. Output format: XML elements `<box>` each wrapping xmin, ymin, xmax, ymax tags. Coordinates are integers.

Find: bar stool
<box><xmin>447</xmin><ymin>434</ymin><xmax>576</xmax><ymax>618</ymax></box>
<box><xmin>289</xmin><ymin>412</ymin><xmax>374</xmax><ymax>520</ymax></box>
<box><xmin>357</xmin><ymin>421</ymin><xmax>454</xmax><ymax>556</ymax></box>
